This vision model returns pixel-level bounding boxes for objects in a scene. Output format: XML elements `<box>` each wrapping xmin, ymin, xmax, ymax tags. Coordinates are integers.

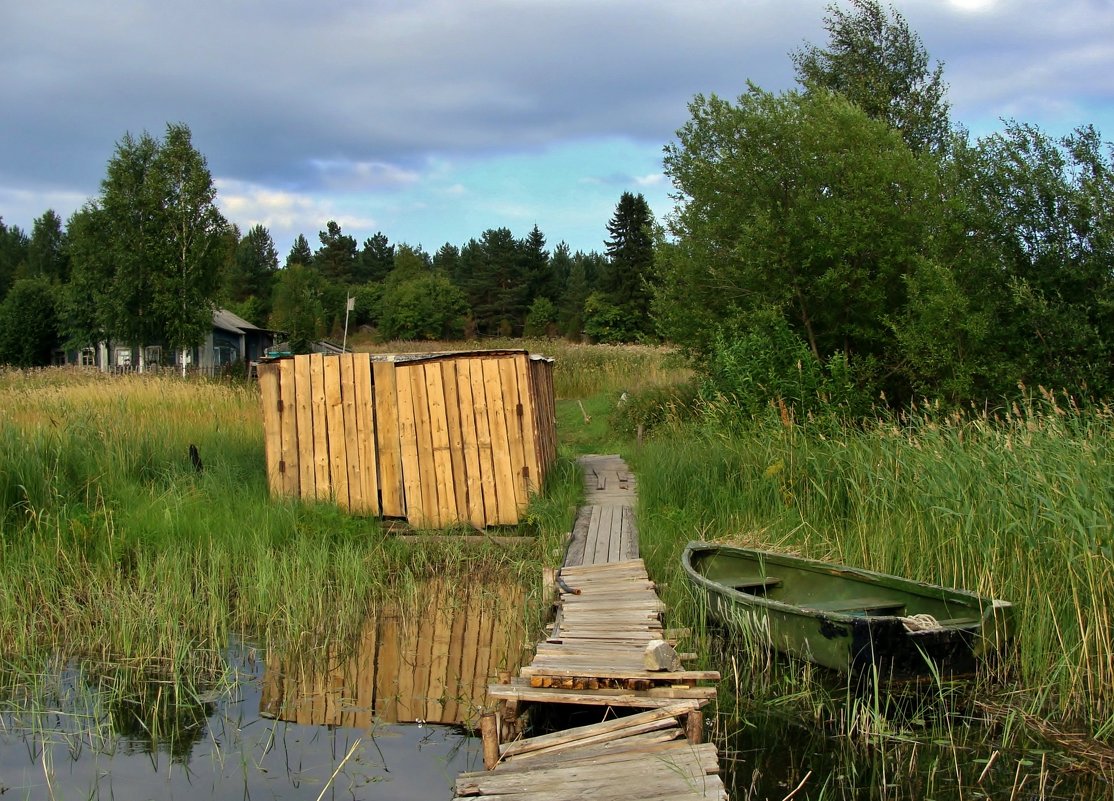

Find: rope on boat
<box><xmin>901</xmin><ymin>613</ymin><xmax>945</xmax><ymax>632</ymax></box>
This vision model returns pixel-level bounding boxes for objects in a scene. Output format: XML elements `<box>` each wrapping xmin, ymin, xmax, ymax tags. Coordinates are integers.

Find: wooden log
<box><xmin>685</xmin><ymin>709</ymin><xmax>704</xmax><ymax>744</ymax></box>
<box><xmin>480</xmin><ymin>713</ymin><xmax>500</xmax><ymax>770</ymax></box>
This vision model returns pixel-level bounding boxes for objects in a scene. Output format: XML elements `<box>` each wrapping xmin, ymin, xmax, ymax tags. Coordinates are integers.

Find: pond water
<box><xmin>1</xmin><ymin>579</ymin><xmax>530</xmax><ymax>800</ymax></box>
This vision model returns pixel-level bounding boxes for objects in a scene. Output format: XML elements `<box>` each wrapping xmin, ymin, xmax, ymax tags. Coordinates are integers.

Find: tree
<box><xmin>0</xmin><ymin>218</ymin><xmax>29</xmax><ymax>302</ymax></box>
<box><xmin>314</xmin><ymin>220</ymin><xmax>358</xmax><ymax>282</ymax></box>
<box><xmin>457</xmin><ymin>228</ymin><xmax>527</xmax><ymax>335</ymax></box>
<box><xmin>224</xmin><ymin>224</ymin><xmax>279</xmax><ymax>322</ymax></box>
<box><xmin>26</xmin><ymin>210</ymin><xmax>69</xmax><ymax>283</ymax></box>
<box><xmin>67</xmin><ymin>124</ymin><xmax>230</xmax><ymax>367</ymax></box>
<box><xmin>0</xmin><ymin>278</ymin><xmax>58</xmax><ymax>366</ymax></box>
<box><xmin>604</xmin><ymin>192</ymin><xmax>655</xmax><ymax>339</ymax></box>
<box><xmin>286</xmin><ymin>234</ymin><xmax>313</xmax><ymax>267</ymax></box>
<box><xmin>358</xmin><ymin>232</ymin><xmax>394</xmax><ymax>283</ymax></box>
<box><xmin>659</xmin><ymin>87</ymin><xmax>939</xmax><ymax>401</ymax></box>
<box><xmin>521</xmin><ymin>224</ymin><xmax>554</xmax><ymax>304</ymax></box>
<box><xmin>269</xmin><ymin>264</ymin><xmax>324</xmax><ymax>353</ymax></box>
<box><xmin>792</xmin><ymin>0</ymin><xmax>950</xmax><ymax>154</ymax></box>
<box><xmin>378</xmin><ymin>272</ymin><xmax>468</xmax><ymax>341</ymax></box>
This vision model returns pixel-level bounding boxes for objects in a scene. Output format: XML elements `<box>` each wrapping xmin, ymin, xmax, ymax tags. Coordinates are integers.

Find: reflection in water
<box><xmin>261</xmin><ymin>578</ymin><xmax>529</xmax><ymax>728</ymax></box>
<box><xmin>0</xmin><ymin>579</ymin><xmax>530</xmax><ymax>800</ymax></box>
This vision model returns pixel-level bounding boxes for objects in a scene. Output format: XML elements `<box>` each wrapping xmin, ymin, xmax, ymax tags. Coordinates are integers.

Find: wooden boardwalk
<box><xmin>455</xmin><ymin>455</ymin><xmax>726</xmax><ymax>800</ymax></box>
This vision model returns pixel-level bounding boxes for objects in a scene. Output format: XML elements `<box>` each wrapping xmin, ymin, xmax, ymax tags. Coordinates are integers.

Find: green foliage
<box><xmin>269</xmin><ymin>264</ymin><xmax>323</xmax><ymax>352</ymax></box>
<box><xmin>377</xmin><ymin>272</ymin><xmax>468</xmax><ymax>341</ymax></box>
<box><xmin>26</xmin><ymin>209</ymin><xmax>69</xmax><ymax>284</ymax></box>
<box><xmin>582</xmin><ymin>291</ymin><xmax>643</xmax><ymax>344</ymax></box>
<box><xmin>701</xmin><ymin>312</ymin><xmax>868</xmax><ymax>420</ymax></box>
<box><xmin>792</xmin><ymin>0</ymin><xmax>951</xmax><ymax>154</ymax></box>
<box><xmin>285</xmin><ymin>233</ymin><xmax>313</xmax><ymax>268</ymax></box>
<box><xmin>0</xmin><ymin>217</ymin><xmax>30</xmax><ymax>301</ymax></box>
<box><xmin>660</xmin><ymin>86</ymin><xmax>937</xmax><ymax>404</ymax></box>
<box><xmin>524</xmin><ymin>296</ymin><xmax>557</xmax><ymax>337</ymax></box>
<box><xmin>0</xmin><ymin>278</ymin><xmax>58</xmax><ymax>366</ymax></box>
<box><xmin>603</xmin><ymin>192</ymin><xmax>655</xmax><ymax>338</ymax></box>
<box><xmin>357</xmin><ymin>231</ymin><xmax>393</xmax><ymax>283</ymax></box>
<box><xmin>65</xmin><ymin>124</ymin><xmax>229</xmax><ymax>355</ymax></box>
<box><xmin>314</xmin><ymin>220</ymin><xmax>358</xmax><ymax>282</ymax></box>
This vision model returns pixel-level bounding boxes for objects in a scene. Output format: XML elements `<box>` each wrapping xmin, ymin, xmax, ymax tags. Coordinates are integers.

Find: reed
<box><xmin>634</xmin><ymin>393</ymin><xmax>1114</xmax><ymax>753</ymax></box>
<box><xmin>0</xmin><ymin>368</ymin><xmax>574</xmax><ymax>674</ymax></box>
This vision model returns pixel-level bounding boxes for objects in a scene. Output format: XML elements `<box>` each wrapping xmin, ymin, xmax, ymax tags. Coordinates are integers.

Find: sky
<box><xmin>2</xmin><ymin>0</ymin><xmax>1112</xmax><ymax>258</ymax></box>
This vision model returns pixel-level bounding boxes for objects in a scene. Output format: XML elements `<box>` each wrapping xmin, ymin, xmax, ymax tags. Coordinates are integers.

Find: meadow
<box><xmin>2</xmin><ymin>342</ymin><xmax>1112</xmax><ymax>797</ymax></box>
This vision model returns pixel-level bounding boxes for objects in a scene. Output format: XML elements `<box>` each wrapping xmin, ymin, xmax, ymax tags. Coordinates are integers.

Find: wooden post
<box><xmin>685</xmin><ymin>709</ymin><xmax>704</xmax><ymax>744</ymax></box>
<box><xmin>480</xmin><ymin>713</ymin><xmax>500</xmax><ymax>769</ymax></box>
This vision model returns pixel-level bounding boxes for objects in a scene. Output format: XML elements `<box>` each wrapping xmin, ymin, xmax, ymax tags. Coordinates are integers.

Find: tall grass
<box><xmin>634</xmin><ymin>392</ymin><xmax>1114</xmax><ymax>746</ymax></box>
<box><xmin>0</xmin><ymin>368</ymin><xmax>569</xmax><ymax>677</ymax></box>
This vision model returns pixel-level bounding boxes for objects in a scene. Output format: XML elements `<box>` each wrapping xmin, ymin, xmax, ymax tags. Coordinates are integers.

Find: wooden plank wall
<box><xmin>259</xmin><ymin>351</ymin><xmax>556</xmax><ymax>529</ymax></box>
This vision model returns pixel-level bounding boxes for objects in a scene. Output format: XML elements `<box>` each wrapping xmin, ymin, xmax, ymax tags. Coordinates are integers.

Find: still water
<box><xmin>1</xmin><ymin>579</ymin><xmax>529</xmax><ymax>800</ymax></box>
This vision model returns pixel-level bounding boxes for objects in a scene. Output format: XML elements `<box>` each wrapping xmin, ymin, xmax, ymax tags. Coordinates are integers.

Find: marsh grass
<box><xmin>0</xmin><ymin>368</ymin><xmax>574</xmax><ymax>675</ymax></box>
<box><xmin>634</xmin><ymin>392</ymin><xmax>1114</xmax><ymax>767</ymax></box>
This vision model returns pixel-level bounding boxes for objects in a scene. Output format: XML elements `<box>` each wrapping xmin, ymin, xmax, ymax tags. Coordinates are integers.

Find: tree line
<box><xmin>0</xmin><ymin>130</ymin><xmax>655</xmax><ymax>366</ymax></box>
<box><xmin>3</xmin><ymin>0</ymin><xmax>1112</xmax><ymax>413</ymax></box>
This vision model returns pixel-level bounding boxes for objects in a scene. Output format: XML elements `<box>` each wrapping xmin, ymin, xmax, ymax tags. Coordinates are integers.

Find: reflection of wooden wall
<box><xmin>259</xmin><ymin>351</ymin><xmax>556</xmax><ymax>528</ymax></box>
<box><xmin>260</xmin><ymin>580</ymin><xmax>528</xmax><ymax>728</ymax></box>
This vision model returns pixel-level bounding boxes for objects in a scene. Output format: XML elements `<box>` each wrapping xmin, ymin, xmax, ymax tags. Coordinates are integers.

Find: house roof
<box><xmin>213</xmin><ymin>308</ymin><xmax>280</xmax><ymax>334</ymax></box>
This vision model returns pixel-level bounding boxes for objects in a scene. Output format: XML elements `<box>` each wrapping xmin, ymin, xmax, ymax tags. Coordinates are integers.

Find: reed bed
<box><xmin>634</xmin><ymin>394</ymin><xmax>1114</xmax><ymax>754</ymax></box>
<box><xmin>0</xmin><ymin>368</ymin><xmax>570</xmax><ymax>677</ymax></box>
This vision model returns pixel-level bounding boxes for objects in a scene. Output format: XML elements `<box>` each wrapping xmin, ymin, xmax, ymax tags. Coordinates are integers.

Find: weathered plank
<box><xmin>425</xmin><ymin>362</ymin><xmax>458</xmax><ymax>526</ymax></box>
<box><xmin>482</xmin><ymin>358</ymin><xmax>518</xmax><ymax>524</ymax></box>
<box><xmin>353</xmin><ymin>354</ymin><xmax>379</xmax><ymax>515</ymax></box>
<box><xmin>277</xmin><ymin>359</ymin><xmax>300</xmax><ymax>497</ymax></box>
<box><xmin>394</xmin><ymin>363</ymin><xmax>424</xmax><ymax>526</ymax></box>
<box><xmin>309</xmin><ymin>354</ymin><xmax>331</xmax><ymax>500</ymax></box>
<box><xmin>339</xmin><ymin>354</ymin><xmax>364</xmax><ymax>512</ymax></box>
<box><xmin>258</xmin><ymin>364</ymin><xmax>283</xmax><ymax>495</ymax></box>
<box><xmin>372</xmin><ymin>360</ymin><xmax>404</xmax><ymax>517</ymax></box>
<box><xmin>455</xmin><ymin>359</ymin><xmax>487</xmax><ymax>528</ymax></box>
<box><xmin>323</xmin><ymin>355</ymin><xmax>350</xmax><ymax>508</ymax></box>
<box><xmin>293</xmin><ymin>355</ymin><xmax>316</xmax><ymax>498</ymax></box>
<box><xmin>440</xmin><ymin>361</ymin><xmax>471</xmax><ymax>525</ymax></box>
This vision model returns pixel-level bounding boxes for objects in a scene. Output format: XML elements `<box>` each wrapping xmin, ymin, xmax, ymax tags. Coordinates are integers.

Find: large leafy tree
<box><xmin>659</xmin><ymin>87</ymin><xmax>939</xmax><ymax>399</ymax></box>
<box><xmin>269</xmin><ymin>263</ymin><xmax>324</xmax><ymax>353</ymax></box>
<box><xmin>0</xmin><ymin>277</ymin><xmax>58</xmax><ymax>366</ymax></box>
<box><xmin>792</xmin><ymin>0</ymin><xmax>950</xmax><ymax>154</ymax></box>
<box><xmin>67</xmin><ymin>124</ymin><xmax>230</xmax><ymax>363</ymax></box>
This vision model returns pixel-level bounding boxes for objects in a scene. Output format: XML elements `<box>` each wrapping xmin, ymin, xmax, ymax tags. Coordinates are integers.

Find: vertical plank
<box><xmin>353</xmin><ymin>613</ymin><xmax>377</xmax><ymax>730</ymax></box>
<box><xmin>455</xmin><ymin>360</ymin><xmax>487</xmax><ymax>529</ymax></box>
<box><xmin>374</xmin><ymin>611</ymin><xmax>400</xmax><ymax>722</ymax></box>
<box><xmin>294</xmin><ymin>355</ymin><xmax>316</xmax><ymax>499</ymax></box>
<box><xmin>468</xmin><ymin>360</ymin><xmax>499</xmax><ymax>528</ymax></box>
<box><xmin>395</xmin><ymin>364</ymin><xmax>424</xmax><ymax>526</ymax></box>
<box><xmin>514</xmin><ymin>353</ymin><xmax>541</xmax><ymax>496</ymax></box>
<box><xmin>353</xmin><ymin>355</ymin><xmax>380</xmax><ymax>516</ymax></box>
<box><xmin>373</xmin><ymin>360</ymin><xmax>404</xmax><ymax>517</ymax></box>
<box><xmin>441</xmin><ymin>586</ymin><xmax>469</xmax><ymax>724</ymax></box>
<box><xmin>482</xmin><ymin>358</ymin><xmax>518</xmax><ymax>525</ymax></box>
<box><xmin>339</xmin><ymin>354</ymin><xmax>364</xmax><ymax>512</ymax></box>
<box><xmin>309</xmin><ymin>354</ymin><xmax>331</xmax><ymax>501</ymax></box>
<box><xmin>440</xmin><ymin>361</ymin><xmax>470</xmax><ymax>526</ymax></box>
<box><xmin>277</xmin><ymin>360</ymin><xmax>301</xmax><ymax>498</ymax></box>
<box><xmin>258</xmin><ymin>363</ymin><xmax>284</xmax><ymax>497</ymax></box>
<box><xmin>425</xmin><ymin>362</ymin><xmax>458</xmax><ymax>527</ymax></box>
<box><xmin>498</xmin><ymin>356</ymin><xmax>529</xmax><ymax>513</ymax></box>
<box><xmin>425</xmin><ymin>579</ymin><xmax>455</xmax><ymax>723</ymax></box>
<box><xmin>324</xmin><ymin>355</ymin><xmax>351</xmax><ymax>509</ymax></box>
<box><xmin>409</xmin><ymin>592</ymin><xmax>436</xmax><ymax>722</ymax></box>
<box><xmin>455</xmin><ymin>583</ymin><xmax>482</xmax><ymax>727</ymax></box>
<box><xmin>409</xmin><ymin>363</ymin><xmax>440</xmax><ymax>528</ymax></box>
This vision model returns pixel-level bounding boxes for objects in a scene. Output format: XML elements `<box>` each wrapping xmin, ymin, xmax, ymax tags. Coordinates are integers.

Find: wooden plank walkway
<box><xmin>457</xmin><ymin>455</ymin><xmax>725</xmax><ymax>800</ymax></box>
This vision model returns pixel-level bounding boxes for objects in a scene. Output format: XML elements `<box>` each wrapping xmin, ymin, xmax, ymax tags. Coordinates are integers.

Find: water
<box><xmin>0</xmin><ymin>644</ymin><xmax>483</xmax><ymax>800</ymax></box>
<box><xmin>1</xmin><ymin>579</ymin><xmax>530</xmax><ymax>800</ymax></box>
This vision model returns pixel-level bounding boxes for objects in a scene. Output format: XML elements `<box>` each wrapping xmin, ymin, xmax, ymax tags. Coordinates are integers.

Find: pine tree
<box><xmin>286</xmin><ymin>234</ymin><xmax>313</xmax><ymax>267</ymax></box>
<box><xmin>603</xmin><ymin>192</ymin><xmax>655</xmax><ymax>339</ymax></box>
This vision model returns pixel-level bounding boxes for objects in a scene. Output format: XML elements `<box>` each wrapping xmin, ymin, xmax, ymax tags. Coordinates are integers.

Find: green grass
<box><xmin>632</xmin><ymin>395</ymin><xmax>1114</xmax><ymax>759</ymax></box>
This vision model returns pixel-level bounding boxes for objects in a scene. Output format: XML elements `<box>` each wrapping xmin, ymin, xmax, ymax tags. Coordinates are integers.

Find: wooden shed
<box><xmin>258</xmin><ymin>349</ymin><xmax>556</xmax><ymax>529</ymax></box>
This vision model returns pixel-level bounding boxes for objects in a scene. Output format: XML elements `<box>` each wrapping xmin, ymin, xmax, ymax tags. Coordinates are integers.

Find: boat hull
<box><xmin>683</xmin><ymin>541</ymin><xmax>1014</xmax><ymax>678</ymax></box>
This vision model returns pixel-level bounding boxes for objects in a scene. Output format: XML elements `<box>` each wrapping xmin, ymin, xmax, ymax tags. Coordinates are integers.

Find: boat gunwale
<box><xmin>681</xmin><ymin>540</ymin><xmax>1011</xmax><ymax>627</ymax></box>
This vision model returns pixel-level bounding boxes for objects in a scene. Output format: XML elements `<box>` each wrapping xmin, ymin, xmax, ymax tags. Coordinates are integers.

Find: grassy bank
<box><xmin>632</xmin><ymin>395</ymin><xmax>1114</xmax><ymax>753</ymax></box>
<box><xmin>0</xmin><ymin>367</ymin><xmax>574</xmax><ymax>676</ymax></box>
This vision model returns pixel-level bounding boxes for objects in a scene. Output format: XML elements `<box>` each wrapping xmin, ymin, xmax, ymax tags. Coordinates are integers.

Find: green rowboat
<box><xmin>682</xmin><ymin>541</ymin><xmax>1015</xmax><ymax>677</ymax></box>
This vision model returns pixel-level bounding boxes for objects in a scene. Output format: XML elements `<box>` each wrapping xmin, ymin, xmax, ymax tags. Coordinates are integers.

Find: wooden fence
<box><xmin>258</xmin><ymin>350</ymin><xmax>556</xmax><ymax>528</ymax></box>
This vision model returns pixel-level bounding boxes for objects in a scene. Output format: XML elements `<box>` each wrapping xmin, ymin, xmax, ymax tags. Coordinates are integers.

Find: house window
<box><xmin>214</xmin><ymin>345</ymin><xmax>238</xmax><ymax>366</ymax></box>
<box><xmin>81</xmin><ymin>348</ymin><xmax>96</xmax><ymax>367</ymax></box>
<box><xmin>114</xmin><ymin>348</ymin><xmax>131</xmax><ymax>368</ymax></box>
<box><xmin>144</xmin><ymin>346</ymin><xmax>162</xmax><ymax>366</ymax></box>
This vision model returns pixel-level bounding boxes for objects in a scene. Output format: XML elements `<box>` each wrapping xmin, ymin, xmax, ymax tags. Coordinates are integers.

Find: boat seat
<box><xmin>730</xmin><ymin>575</ymin><xmax>782</xmax><ymax>594</ymax></box>
<box><xmin>803</xmin><ymin>597</ymin><xmax>907</xmax><ymax>615</ymax></box>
